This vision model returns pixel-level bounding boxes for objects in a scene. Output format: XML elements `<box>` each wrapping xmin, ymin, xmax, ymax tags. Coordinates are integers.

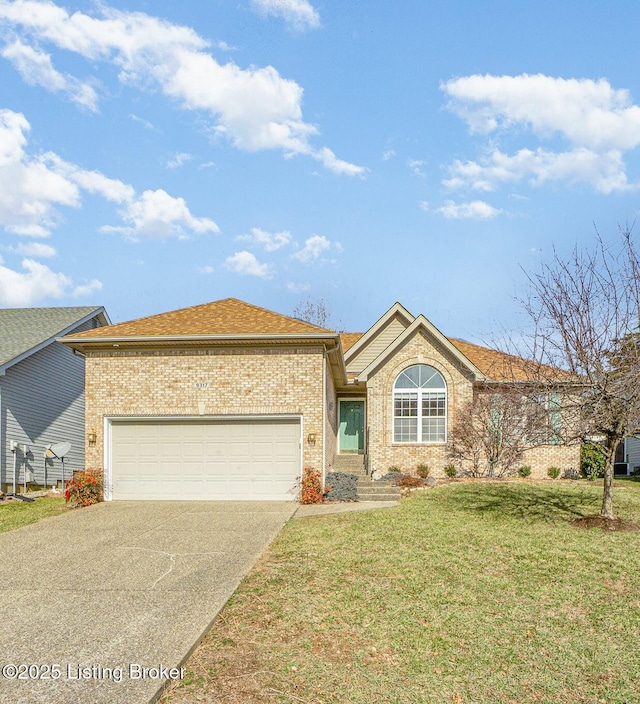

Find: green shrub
<box><xmin>444</xmin><ymin>464</ymin><xmax>457</xmax><ymax>478</ymax></box>
<box><xmin>581</xmin><ymin>442</ymin><xmax>606</xmax><ymax>480</ymax></box>
<box><xmin>518</xmin><ymin>466</ymin><xmax>532</xmax><ymax>478</ymax></box>
<box><xmin>547</xmin><ymin>466</ymin><xmax>561</xmax><ymax>479</ymax></box>
<box><xmin>388</xmin><ymin>465</ymin><xmax>401</xmax><ymax>473</ymax></box>
<box><xmin>64</xmin><ymin>469</ymin><xmax>103</xmax><ymax>507</ymax></box>
<box><xmin>416</xmin><ymin>463</ymin><xmax>430</xmax><ymax>478</ymax></box>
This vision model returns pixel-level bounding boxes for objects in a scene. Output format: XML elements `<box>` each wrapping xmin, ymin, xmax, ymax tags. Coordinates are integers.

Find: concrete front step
<box><xmin>356</xmin><ymin>493</ymin><xmax>402</xmax><ymax>502</ymax></box>
<box><xmin>333</xmin><ymin>456</ymin><xmax>365</xmax><ymax>468</ymax></box>
<box><xmin>330</xmin><ymin>457</ymin><xmax>401</xmax><ymax>501</ymax></box>
<box><xmin>356</xmin><ymin>479</ymin><xmax>401</xmax><ymax>501</ymax></box>
<box><xmin>356</xmin><ymin>490</ymin><xmax>401</xmax><ymax>501</ymax></box>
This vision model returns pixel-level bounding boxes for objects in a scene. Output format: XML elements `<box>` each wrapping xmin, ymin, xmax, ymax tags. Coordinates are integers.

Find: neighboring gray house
<box><xmin>0</xmin><ymin>307</ymin><xmax>109</xmax><ymax>492</ymax></box>
<box><xmin>618</xmin><ymin>436</ymin><xmax>640</xmax><ymax>475</ymax></box>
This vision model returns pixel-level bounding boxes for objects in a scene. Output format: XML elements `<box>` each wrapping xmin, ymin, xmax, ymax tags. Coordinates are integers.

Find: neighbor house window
<box><xmin>393</xmin><ymin>365</ymin><xmax>446</xmax><ymax>443</ymax></box>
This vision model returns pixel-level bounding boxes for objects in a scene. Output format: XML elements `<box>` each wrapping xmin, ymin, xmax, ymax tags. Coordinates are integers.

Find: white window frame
<box><xmin>392</xmin><ymin>365</ymin><xmax>447</xmax><ymax>444</ymax></box>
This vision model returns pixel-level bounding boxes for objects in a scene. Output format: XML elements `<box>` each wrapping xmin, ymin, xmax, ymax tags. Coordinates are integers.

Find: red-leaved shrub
<box><xmin>299</xmin><ymin>466</ymin><xmax>326</xmax><ymax>504</ymax></box>
<box><xmin>65</xmin><ymin>469</ymin><xmax>104</xmax><ymax>507</ymax></box>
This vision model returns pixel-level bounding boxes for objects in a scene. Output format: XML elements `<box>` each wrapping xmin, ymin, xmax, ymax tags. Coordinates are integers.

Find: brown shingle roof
<box><xmin>66</xmin><ymin>298</ymin><xmax>333</xmax><ymax>339</ymax></box>
<box><xmin>340</xmin><ymin>332</ymin><xmax>364</xmax><ymax>353</ymax></box>
<box><xmin>339</xmin><ymin>327</ymin><xmax>561</xmax><ymax>382</ymax></box>
<box><xmin>448</xmin><ymin>338</ymin><xmax>563</xmax><ymax>381</ymax></box>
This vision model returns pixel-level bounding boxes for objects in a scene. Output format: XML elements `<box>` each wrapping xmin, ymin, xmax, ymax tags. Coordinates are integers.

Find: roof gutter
<box><xmin>60</xmin><ymin>332</ymin><xmax>341</xmax><ymax>345</ymax></box>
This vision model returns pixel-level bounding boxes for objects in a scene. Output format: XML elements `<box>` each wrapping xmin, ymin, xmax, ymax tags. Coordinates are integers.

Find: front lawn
<box><xmin>0</xmin><ymin>496</ymin><xmax>68</xmax><ymax>534</ymax></box>
<box><xmin>163</xmin><ymin>481</ymin><xmax>640</xmax><ymax>704</ymax></box>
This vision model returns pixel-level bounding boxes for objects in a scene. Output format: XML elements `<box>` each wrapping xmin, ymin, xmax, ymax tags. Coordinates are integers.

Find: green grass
<box><xmin>0</xmin><ymin>496</ymin><xmax>68</xmax><ymax>534</ymax></box>
<box><xmin>164</xmin><ymin>481</ymin><xmax>640</xmax><ymax>704</ymax></box>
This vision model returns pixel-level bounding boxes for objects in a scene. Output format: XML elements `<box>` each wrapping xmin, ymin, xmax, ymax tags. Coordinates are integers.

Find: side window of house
<box><xmin>548</xmin><ymin>392</ymin><xmax>562</xmax><ymax>444</ymax></box>
<box><xmin>535</xmin><ymin>392</ymin><xmax>562</xmax><ymax>444</ymax></box>
<box><xmin>393</xmin><ymin>364</ymin><xmax>446</xmax><ymax>443</ymax></box>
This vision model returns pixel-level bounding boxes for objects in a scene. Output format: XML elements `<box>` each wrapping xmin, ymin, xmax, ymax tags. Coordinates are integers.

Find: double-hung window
<box><xmin>393</xmin><ymin>364</ymin><xmax>446</xmax><ymax>443</ymax></box>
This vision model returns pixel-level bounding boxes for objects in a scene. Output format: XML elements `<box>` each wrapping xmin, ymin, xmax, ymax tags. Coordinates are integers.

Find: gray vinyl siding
<box><xmin>346</xmin><ymin>314</ymin><xmax>409</xmax><ymax>375</ymax></box>
<box><xmin>625</xmin><ymin>437</ymin><xmax>640</xmax><ymax>473</ymax></box>
<box><xmin>1</xmin><ymin>318</ymin><xmax>94</xmax><ymax>489</ymax></box>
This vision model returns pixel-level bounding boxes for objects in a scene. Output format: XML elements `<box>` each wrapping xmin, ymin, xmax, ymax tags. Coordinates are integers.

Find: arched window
<box><xmin>393</xmin><ymin>364</ymin><xmax>446</xmax><ymax>443</ymax></box>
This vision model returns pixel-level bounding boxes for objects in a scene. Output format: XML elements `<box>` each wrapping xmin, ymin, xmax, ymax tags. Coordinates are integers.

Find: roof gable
<box><xmin>0</xmin><ymin>306</ymin><xmax>108</xmax><ymax>372</ymax></box>
<box><xmin>357</xmin><ymin>314</ymin><xmax>487</xmax><ymax>382</ymax></box>
<box><xmin>344</xmin><ymin>301</ymin><xmax>415</xmax><ymax>367</ymax></box>
<box><xmin>65</xmin><ymin>298</ymin><xmax>332</xmax><ymax>340</ymax></box>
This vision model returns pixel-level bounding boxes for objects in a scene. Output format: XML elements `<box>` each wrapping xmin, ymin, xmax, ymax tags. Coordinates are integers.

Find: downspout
<box><xmin>322</xmin><ymin>347</ymin><xmax>327</xmax><ymax>489</ymax></box>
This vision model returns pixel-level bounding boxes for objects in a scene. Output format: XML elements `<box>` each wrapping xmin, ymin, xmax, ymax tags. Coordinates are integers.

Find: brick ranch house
<box><xmin>61</xmin><ymin>298</ymin><xmax>580</xmax><ymax>501</ymax></box>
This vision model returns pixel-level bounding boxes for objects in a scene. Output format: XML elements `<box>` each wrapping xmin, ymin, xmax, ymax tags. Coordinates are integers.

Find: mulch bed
<box><xmin>569</xmin><ymin>515</ymin><xmax>640</xmax><ymax>532</ymax></box>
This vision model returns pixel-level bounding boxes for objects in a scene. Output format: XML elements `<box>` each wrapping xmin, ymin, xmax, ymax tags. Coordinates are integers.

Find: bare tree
<box><xmin>448</xmin><ymin>385</ymin><xmax>549</xmax><ymax>477</ymax></box>
<box><xmin>522</xmin><ymin>229</ymin><xmax>640</xmax><ymax>519</ymax></box>
<box><xmin>293</xmin><ymin>297</ymin><xmax>331</xmax><ymax>328</ymax></box>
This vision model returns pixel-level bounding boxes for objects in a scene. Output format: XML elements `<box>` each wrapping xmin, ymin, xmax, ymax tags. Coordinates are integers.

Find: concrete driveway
<box><xmin>0</xmin><ymin>501</ymin><xmax>297</xmax><ymax>704</ymax></box>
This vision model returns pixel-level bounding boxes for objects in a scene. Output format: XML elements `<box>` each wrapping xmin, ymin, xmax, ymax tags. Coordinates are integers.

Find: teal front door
<box><xmin>339</xmin><ymin>400</ymin><xmax>365</xmax><ymax>454</ymax></box>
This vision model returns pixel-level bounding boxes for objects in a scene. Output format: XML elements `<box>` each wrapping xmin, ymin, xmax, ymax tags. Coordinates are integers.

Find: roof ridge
<box><xmin>62</xmin><ymin>298</ymin><xmax>335</xmax><ymax>340</ymax></box>
<box><xmin>223</xmin><ymin>298</ymin><xmax>332</xmax><ymax>332</ymax></box>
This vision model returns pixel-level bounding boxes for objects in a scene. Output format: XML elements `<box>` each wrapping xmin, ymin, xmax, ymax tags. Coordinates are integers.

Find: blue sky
<box><xmin>1</xmin><ymin>1</ymin><xmax>640</xmax><ymax>343</ymax></box>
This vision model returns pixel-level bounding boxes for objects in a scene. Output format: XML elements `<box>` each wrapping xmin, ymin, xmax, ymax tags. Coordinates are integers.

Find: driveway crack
<box><xmin>118</xmin><ymin>546</ymin><xmax>225</xmax><ymax>589</ymax></box>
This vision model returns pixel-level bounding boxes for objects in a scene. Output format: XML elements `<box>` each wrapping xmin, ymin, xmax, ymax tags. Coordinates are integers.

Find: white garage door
<box><xmin>110</xmin><ymin>418</ymin><xmax>301</xmax><ymax>501</ymax></box>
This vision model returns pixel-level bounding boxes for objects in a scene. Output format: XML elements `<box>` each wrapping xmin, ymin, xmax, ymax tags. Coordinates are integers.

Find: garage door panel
<box><xmin>111</xmin><ymin>419</ymin><xmax>300</xmax><ymax>501</ymax></box>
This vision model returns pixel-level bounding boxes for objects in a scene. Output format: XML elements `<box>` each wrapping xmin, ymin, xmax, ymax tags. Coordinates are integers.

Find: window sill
<box><xmin>391</xmin><ymin>441</ymin><xmax>446</xmax><ymax>446</ymax></box>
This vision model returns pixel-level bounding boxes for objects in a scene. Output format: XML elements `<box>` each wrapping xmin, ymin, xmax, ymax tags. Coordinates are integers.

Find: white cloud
<box><xmin>292</xmin><ymin>234</ymin><xmax>338</xmax><ymax>263</ymax></box>
<box><xmin>0</xmin><ymin>108</ymin><xmax>218</xmax><ymax>240</ymax></box>
<box><xmin>286</xmin><ymin>281</ymin><xmax>310</xmax><ymax>293</ymax></box>
<box><xmin>0</xmin><ymin>256</ymin><xmax>94</xmax><ymax>305</ymax></box>
<box><xmin>443</xmin><ymin>147</ymin><xmax>629</xmax><ymax>194</ymax></box>
<box><xmin>441</xmin><ymin>73</ymin><xmax>640</xmax><ymax>193</ymax></box>
<box><xmin>198</xmin><ymin>265</ymin><xmax>214</xmax><ymax>274</ymax></box>
<box><xmin>5</xmin><ymin>242</ymin><xmax>57</xmax><ymax>257</ymax></box>
<box><xmin>436</xmin><ymin>200</ymin><xmax>502</xmax><ymax>220</ymax></box>
<box><xmin>250</xmin><ymin>0</ymin><xmax>320</xmax><ymax>31</ymax></box>
<box><xmin>44</xmin><ymin>153</ymin><xmax>135</xmax><ymax>202</ymax></box>
<box><xmin>237</xmin><ymin>227</ymin><xmax>292</xmax><ymax>251</ymax></box>
<box><xmin>166</xmin><ymin>152</ymin><xmax>193</xmax><ymax>169</ymax></box>
<box><xmin>104</xmin><ymin>189</ymin><xmax>220</xmax><ymax>240</ymax></box>
<box><xmin>1</xmin><ymin>39</ymin><xmax>98</xmax><ymax>110</ymax></box>
<box><xmin>129</xmin><ymin>113</ymin><xmax>155</xmax><ymax>130</ymax></box>
<box><xmin>225</xmin><ymin>250</ymin><xmax>271</xmax><ymax>278</ymax></box>
<box><xmin>0</xmin><ymin>256</ymin><xmax>103</xmax><ymax>304</ymax></box>
<box><xmin>313</xmin><ymin>147</ymin><xmax>366</xmax><ymax>176</ymax></box>
<box><xmin>382</xmin><ymin>149</ymin><xmax>396</xmax><ymax>161</ymax></box>
<box><xmin>72</xmin><ymin>278</ymin><xmax>102</xmax><ymax>297</ymax></box>
<box><xmin>419</xmin><ymin>201</ymin><xmax>429</xmax><ymax>212</ymax></box>
<box><xmin>407</xmin><ymin>159</ymin><xmax>426</xmax><ymax>177</ymax></box>
<box><xmin>0</xmin><ymin>1</ymin><xmax>361</xmax><ymax>174</ymax></box>
<box><xmin>0</xmin><ymin>109</ymin><xmax>79</xmax><ymax>236</ymax></box>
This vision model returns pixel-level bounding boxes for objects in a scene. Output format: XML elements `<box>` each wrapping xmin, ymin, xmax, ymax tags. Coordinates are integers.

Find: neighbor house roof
<box><xmin>64</xmin><ymin>298</ymin><xmax>333</xmax><ymax>340</ymax></box>
<box><xmin>0</xmin><ymin>306</ymin><xmax>108</xmax><ymax>373</ymax></box>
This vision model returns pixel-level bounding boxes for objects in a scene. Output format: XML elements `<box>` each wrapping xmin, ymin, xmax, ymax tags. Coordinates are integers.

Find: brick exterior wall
<box><xmin>364</xmin><ymin>329</ymin><xmax>580</xmax><ymax>478</ymax></box>
<box><xmin>366</xmin><ymin>329</ymin><xmax>475</xmax><ymax>477</ymax></box>
<box><xmin>520</xmin><ymin>444</ymin><xmax>581</xmax><ymax>478</ymax></box>
<box><xmin>84</xmin><ymin>345</ymin><xmax>327</xmax><ymax>473</ymax></box>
